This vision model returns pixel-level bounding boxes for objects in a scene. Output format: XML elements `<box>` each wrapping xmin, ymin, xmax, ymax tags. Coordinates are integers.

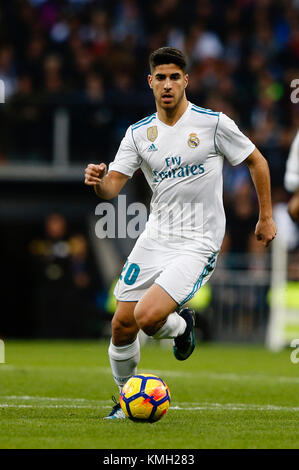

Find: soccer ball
<box><xmin>120</xmin><ymin>373</ymin><xmax>171</xmax><ymax>422</ymax></box>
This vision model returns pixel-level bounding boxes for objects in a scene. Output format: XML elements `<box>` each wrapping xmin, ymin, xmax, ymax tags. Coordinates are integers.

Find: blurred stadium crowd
<box><xmin>0</xmin><ymin>0</ymin><xmax>298</xmax><ymax>171</ymax></box>
<box><xmin>0</xmin><ymin>0</ymin><xmax>298</xmax><ymax>338</ymax></box>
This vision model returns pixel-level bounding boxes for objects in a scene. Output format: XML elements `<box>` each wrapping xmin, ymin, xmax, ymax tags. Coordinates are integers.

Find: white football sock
<box><xmin>108</xmin><ymin>337</ymin><xmax>140</xmax><ymax>392</ymax></box>
<box><xmin>153</xmin><ymin>312</ymin><xmax>186</xmax><ymax>340</ymax></box>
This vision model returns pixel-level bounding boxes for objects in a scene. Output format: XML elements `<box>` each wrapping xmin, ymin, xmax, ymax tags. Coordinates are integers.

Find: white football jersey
<box><xmin>109</xmin><ymin>101</ymin><xmax>255</xmax><ymax>252</ymax></box>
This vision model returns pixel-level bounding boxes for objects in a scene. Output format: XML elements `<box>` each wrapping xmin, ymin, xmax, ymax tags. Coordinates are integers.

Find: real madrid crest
<box><xmin>188</xmin><ymin>133</ymin><xmax>200</xmax><ymax>148</ymax></box>
<box><xmin>147</xmin><ymin>126</ymin><xmax>158</xmax><ymax>142</ymax></box>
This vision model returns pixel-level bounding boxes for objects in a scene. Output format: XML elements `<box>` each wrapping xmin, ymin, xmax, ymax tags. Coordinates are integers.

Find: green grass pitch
<box><xmin>0</xmin><ymin>339</ymin><xmax>298</xmax><ymax>449</ymax></box>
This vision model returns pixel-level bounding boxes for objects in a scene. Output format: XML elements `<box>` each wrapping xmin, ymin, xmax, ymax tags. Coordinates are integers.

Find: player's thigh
<box><xmin>134</xmin><ymin>284</ymin><xmax>178</xmax><ymax>330</ymax></box>
<box><xmin>112</xmin><ymin>301</ymin><xmax>139</xmax><ymax>346</ymax></box>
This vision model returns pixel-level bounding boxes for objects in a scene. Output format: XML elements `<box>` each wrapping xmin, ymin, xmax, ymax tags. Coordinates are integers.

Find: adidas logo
<box><xmin>148</xmin><ymin>143</ymin><xmax>158</xmax><ymax>152</ymax></box>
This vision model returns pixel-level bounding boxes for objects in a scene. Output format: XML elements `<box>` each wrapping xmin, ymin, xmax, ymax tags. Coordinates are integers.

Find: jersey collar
<box><xmin>156</xmin><ymin>101</ymin><xmax>192</xmax><ymax>129</ymax></box>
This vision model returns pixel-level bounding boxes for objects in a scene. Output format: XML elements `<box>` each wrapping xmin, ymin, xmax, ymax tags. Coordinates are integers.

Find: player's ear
<box><xmin>148</xmin><ymin>74</ymin><xmax>153</xmax><ymax>89</ymax></box>
<box><xmin>184</xmin><ymin>73</ymin><xmax>189</xmax><ymax>89</ymax></box>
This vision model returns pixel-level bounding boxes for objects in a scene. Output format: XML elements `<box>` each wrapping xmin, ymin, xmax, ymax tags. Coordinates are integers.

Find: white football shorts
<box><xmin>113</xmin><ymin>236</ymin><xmax>218</xmax><ymax>306</ymax></box>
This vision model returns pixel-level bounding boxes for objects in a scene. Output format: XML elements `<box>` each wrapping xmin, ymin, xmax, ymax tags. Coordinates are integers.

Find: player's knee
<box><xmin>111</xmin><ymin>316</ymin><xmax>137</xmax><ymax>346</ymax></box>
<box><xmin>134</xmin><ymin>304</ymin><xmax>161</xmax><ymax>336</ymax></box>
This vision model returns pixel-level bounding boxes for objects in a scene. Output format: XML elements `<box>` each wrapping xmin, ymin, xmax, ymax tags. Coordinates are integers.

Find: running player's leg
<box><xmin>134</xmin><ymin>283</ymin><xmax>196</xmax><ymax>361</ymax></box>
<box><xmin>111</xmin><ymin>301</ymin><xmax>139</xmax><ymax>346</ymax></box>
<box><xmin>106</xmin><ymin>301</ymin><xmax>140</xmax><ymax>419</ymax></box>
<box><xmin>138</xmin><ymin>250</ymin><xmax>217</xmax><ymax>360</ymax></box>
<box><xmin>108</xmin><ymin>301</ymin><xmax>140</xmax><ymax>392</ymax></box>
<box><xmin>134</xmin><ymin>284</ymin><xmax>186</xmax><ymax>338</ymax></box>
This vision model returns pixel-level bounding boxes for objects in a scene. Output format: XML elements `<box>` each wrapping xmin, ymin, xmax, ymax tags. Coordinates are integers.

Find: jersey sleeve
<box><xmin>284</xmin><ymin>131</ymin><xmax>299</xmax><ymax>193</ymax></box>
<box><xmin>215</xmin><ymin>113</ymin><xmax>255</xmax><ymax>166</ymax></box>
<box><xmin>108</xmin><ymin>126</ymin><xmax>142</xmax><ymax>178</ymax></box>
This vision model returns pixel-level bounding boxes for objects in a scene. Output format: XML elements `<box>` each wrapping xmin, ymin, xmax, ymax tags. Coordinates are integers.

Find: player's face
<box><xmin>148</xmin><ymin>64</ymin><xmax>188</xmax><ymax>110</ymax></box>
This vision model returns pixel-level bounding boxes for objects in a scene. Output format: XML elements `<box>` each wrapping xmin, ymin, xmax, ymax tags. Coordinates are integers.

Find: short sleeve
<box><xmin>108</xmin><ymin>126</ymin><xmax>142</xmax><ymax>178</ymax></box>
<box><xmin>284</xmin><ymin>131</ymin><xmax>299</xmax><ymax>193</ymax></box>
<box><xmin>215</xmin><ymin>113</ymin><xmax>255</xmax><ymax>166</ymax></box>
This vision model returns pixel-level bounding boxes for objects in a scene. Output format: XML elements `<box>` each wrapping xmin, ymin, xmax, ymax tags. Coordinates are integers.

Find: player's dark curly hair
<box><xmin>149</xmin><ymin>47</ymin><xmax>187</xmax><ymax>73</ymax></box>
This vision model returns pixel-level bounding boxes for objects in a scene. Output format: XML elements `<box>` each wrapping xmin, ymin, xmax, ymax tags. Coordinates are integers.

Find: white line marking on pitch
<box><xmin>143</xmin><ymin>369</ymin><xmax>299</xmax><ymax>384</ymax></box>
<box><xmin>98</xmin><ymin>367</ymin><xmax>299</xmax><ymax>384</ymax></box>
<box><xmin>0</xmin><ymin>404</ymin><xmax>110</xmax><ymax>409</ymax></box>
<box><xmin>1</xmin><ymin>365</ymin><xmax>299</xmax><ymax>384</ymax></box>
<box><xmin>0</xmin><ymin>397</ymin><xmax>298</xmax><ymax>412</ymax></box>
<box><xmin>0</xmin><ymin>396</ymin><xmax>109</xmax><ymax>403</ymax></box>
<box><xmin>171</xmin><ymin>403</ymin><xmax>299</xmax><ymax>412</ymax></box>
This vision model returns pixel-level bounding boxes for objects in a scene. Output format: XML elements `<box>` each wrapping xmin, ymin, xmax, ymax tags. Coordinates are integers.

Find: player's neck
<box><xmin>156</xmin><ymin>97</ymin><xmax>189</xmax><ymax>126</ymax></box>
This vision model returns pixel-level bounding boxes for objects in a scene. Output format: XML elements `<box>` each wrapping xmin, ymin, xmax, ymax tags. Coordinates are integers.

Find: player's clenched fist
<box><xmin>84</xmin><ymin>163</ymin><xmax>107</xmax><ymax>186</ymax></box>
<box><xmin>255</xmin><ymin>217</ymin><xmax>277</xmax><ymax>247</ymax></box>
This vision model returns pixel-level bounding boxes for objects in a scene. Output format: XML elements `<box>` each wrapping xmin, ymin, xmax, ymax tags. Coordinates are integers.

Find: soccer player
<box><xmin>284</xmin><ymin>130</ymin><xmax>299</xmax><ymax>223</ymax></box>
<box><xmin>84</xmin><ymin>47</ymin><xmax>277</xmax><ymax>419</ymax></box>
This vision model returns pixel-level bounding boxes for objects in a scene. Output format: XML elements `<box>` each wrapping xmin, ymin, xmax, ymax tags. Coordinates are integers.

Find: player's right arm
<box><xmin>85</xmin><ymin>125</ymin><xmax>141</xmax><ymax>200</ymax></box>
<box><xmin>84</xmin><ymin>163</ymin><xmax>129</xmax><ymax>200</ymax></box>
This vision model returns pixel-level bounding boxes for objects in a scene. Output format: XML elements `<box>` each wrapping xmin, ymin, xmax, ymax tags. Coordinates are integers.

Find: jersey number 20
<box><xmin>120</xmin><ymin>260</ymin><xmax>140</xmax><ymax>285</ymax></box>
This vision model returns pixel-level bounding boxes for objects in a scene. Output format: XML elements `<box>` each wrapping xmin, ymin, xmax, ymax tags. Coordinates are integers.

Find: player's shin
<box><xmin>108</xmin><ymin>337</ymin><xmax>140</xmax><ymax>392</ymax></box>
<box><xmin>152</xmin><ymin>312</ymin><xmax>186</xmax><ymax>339</ymax></box>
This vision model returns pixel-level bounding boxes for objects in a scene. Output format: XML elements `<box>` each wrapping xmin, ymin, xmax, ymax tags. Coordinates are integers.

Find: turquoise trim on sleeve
<box><xmin>214</xmin><ymin>113</ymin><xmax>221</xmax><ymax>154</ymax></box>
<box><xmin>131</xmin><ymin>126</ymin><xmax>139</xmax><ymax>153</ymax></box>
<box><xmin>191</xmin><ymin>107</ymin><xmax>219</xmax><ymax>117</ymax></box>
<box><xmin>132</xmin><ymin>113</ymin><xmax>156</xmax><ymax>128</ymax></box>
<box><xmin>132</xmin><ymin>115</ymin><xmax>156</xmax><ymax>131</ymax></box>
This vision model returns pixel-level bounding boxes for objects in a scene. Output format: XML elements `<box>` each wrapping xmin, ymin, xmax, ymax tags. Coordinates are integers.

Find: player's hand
<box><xmin>84</xmin><ymin>163</ymin><xmax>107</xmax><ymax>186</ymax></box>
<box><xmin>255</xmin><ymin>217</ymin><xmax>277</xmax><ymax>247</ymax></box>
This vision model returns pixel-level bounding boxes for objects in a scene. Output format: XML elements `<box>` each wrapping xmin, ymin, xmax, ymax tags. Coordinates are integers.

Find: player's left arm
<box><xmin>288</xmin><ymin>189</ymin><xmax>299</xmax><ymax>222</ymax></box>
<box><xmin>244</xmin><ymin>147</ymin><xmax>277</xmax><ymax>247</ymax></box>
<box><xmin>284</xmin><ymin>131</ymin><xmax>299</xmax><ymax>222</ymax></box>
